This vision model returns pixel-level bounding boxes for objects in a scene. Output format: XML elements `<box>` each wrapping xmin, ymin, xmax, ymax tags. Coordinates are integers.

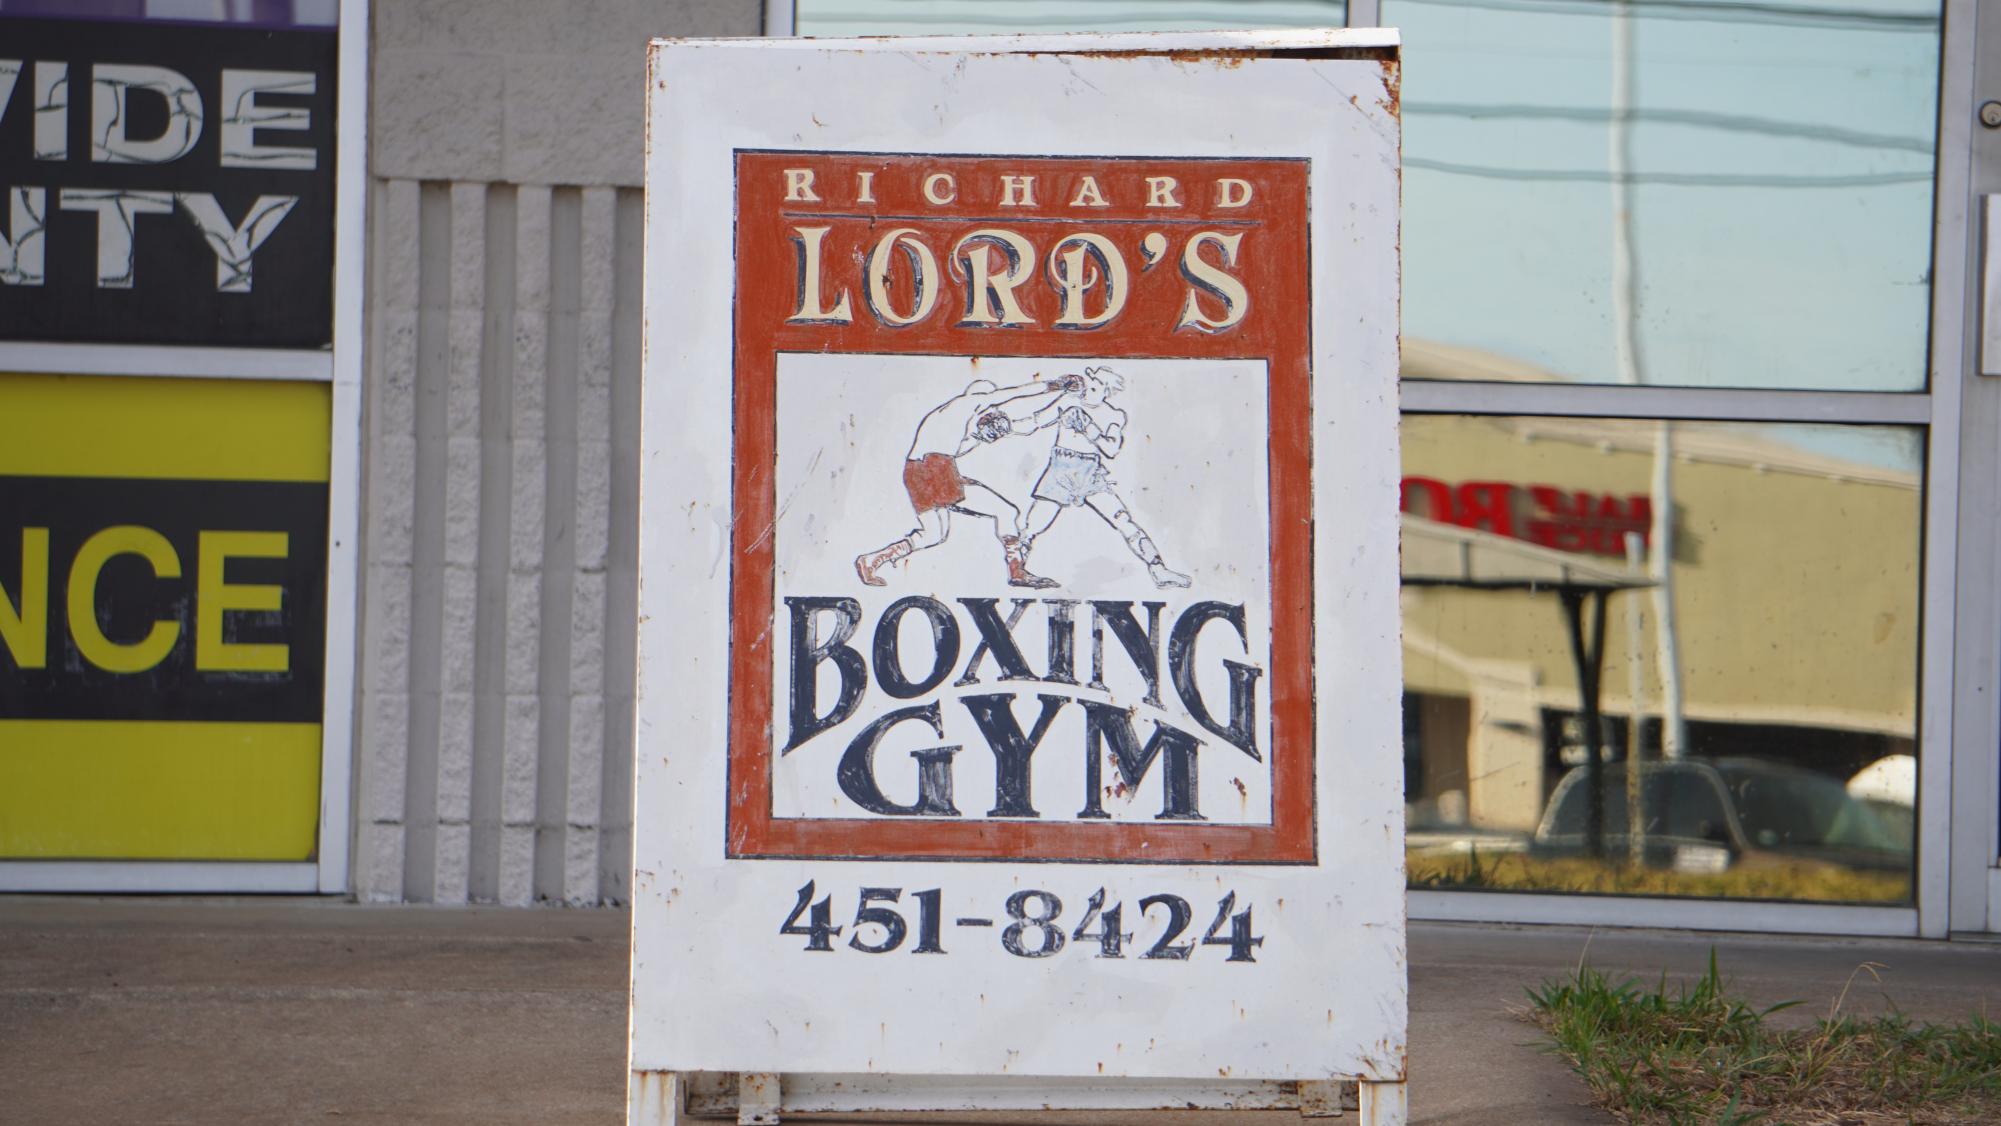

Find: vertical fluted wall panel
<box><xmin>359</xmin><ymin>177</ymin><xmax>642</xmax><ymax>905</ymax></box>
<box><xmin>501</xmin><ymin>187</ymin><xmax>551</xmax><ymax>907</ymax></box>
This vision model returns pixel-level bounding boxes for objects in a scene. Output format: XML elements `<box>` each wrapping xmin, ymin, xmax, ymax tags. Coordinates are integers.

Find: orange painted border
<box><xmin>728</xmin><ymin>151</ymin><xmax>1314</xmax><ymax>863</ymax></box>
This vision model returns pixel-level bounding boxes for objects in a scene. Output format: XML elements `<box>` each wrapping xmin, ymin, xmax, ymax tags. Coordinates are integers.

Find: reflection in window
<box><xmin>1402</xmin><ymin>416</ymin><xmax>1918</xmax><ymax>902</ymax></box>
<box><xmin>1392</xmin><ymin>0</ymin><xmax>1939</xmax><ymax>390</ymax></box>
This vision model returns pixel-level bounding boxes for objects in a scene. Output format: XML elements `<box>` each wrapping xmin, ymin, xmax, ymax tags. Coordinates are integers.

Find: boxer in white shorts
<box><xmin>1014</xmin><ymin>366</ymin><xmax>1191</xmax><ymax>591</ymax></box>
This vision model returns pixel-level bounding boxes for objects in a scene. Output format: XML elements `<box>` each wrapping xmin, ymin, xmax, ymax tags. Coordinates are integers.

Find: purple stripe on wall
<box><xmin>0</xmin><ymin>0</ymin><xmax>336</xmax><ymax>28</ymax></box>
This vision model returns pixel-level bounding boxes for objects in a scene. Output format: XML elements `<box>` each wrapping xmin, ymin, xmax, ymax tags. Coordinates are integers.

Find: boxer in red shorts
<box><xmin>855</xmin><ymin>375</ymin><xmax>1080</xmax><ymax>588</ymax></box>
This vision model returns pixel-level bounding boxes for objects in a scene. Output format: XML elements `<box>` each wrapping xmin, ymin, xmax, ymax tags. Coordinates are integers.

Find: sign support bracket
<box><xmin>736</xmin><ymin>1073</ymin><xmax>780</xmax><ymax>1125</ymax></box>
<box><xmin>1300</xmin><ymin>1079</ymin><xmax>1345</xmax><ymax>1117</ymax></box>
<box><xmin>1358</xmin><ymin>1079</ymin><xmax>1410</xmax><ymax>1124</ymax></box>
<box><xmin>631</xmin><ymin>1070</ymin><xmax>1409</xmax><ymax>1124</ymax></box>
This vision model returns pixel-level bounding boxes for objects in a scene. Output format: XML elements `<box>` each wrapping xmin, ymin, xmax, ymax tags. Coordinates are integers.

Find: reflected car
<box><xmin>1530</xmin><ymin>758</ymin><xmax>1912</xmax><ymax>874</ymax></box>
<box><xmin>1405</xmin><ymin>823</ymin><xmax>1533</xmax><ymax>858</ymax></box>
<box><xmin>1848</xmin><ymin>754</ymin><xmax>1917</xmax><ymax>846</ymax></box>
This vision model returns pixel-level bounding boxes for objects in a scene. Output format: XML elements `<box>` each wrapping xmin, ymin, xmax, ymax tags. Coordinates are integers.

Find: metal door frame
<box><xmin>1947</xmin><ymin>0</ymin><xmax>2001</xmax><ymax>935</ymax></box>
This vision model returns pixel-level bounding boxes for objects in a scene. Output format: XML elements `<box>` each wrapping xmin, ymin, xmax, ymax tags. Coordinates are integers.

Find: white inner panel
<box><xmin>771</xmin><ymin>352</ymin><xmax>1275</xmax><ymax>826</ymax></box>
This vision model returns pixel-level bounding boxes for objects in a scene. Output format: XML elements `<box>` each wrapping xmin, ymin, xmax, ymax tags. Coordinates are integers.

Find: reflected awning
<box><xmin>1400</xmin><ymin>512</ymin><xmax>1657</xmax><ymax>861</ymax></box>
<box><xmin>1400</xmin><ymin>513</ymin><xmax>1654</xmax><ymax>592</ymax></box>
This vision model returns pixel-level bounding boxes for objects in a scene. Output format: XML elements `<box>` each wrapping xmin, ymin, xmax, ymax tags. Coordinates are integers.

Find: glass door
<box><xmin>1388</xmin><ymin>0</ymin><xmax>1950</xmax><ymax>936</ymax></box>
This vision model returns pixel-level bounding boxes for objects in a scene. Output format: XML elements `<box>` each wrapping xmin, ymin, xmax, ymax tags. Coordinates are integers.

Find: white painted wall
<box><xmin>354</xmin><ymin>0</ymin><xmax>761</xmax><ymax>904</ymax></box>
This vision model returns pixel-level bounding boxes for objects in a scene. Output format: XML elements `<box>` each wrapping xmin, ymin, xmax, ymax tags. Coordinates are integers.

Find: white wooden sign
<box><xmin>634</xmin><ymin>29</ymin><xmax>1405</xmax><ymax>1124</ymax></box>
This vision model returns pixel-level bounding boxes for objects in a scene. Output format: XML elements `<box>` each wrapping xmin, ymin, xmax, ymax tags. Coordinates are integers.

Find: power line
<box><xmin>1391</xmin><ymin>0</ymin><xmax>1938</xmax><ymax>32</ymax></box>
<box><xmin>1406</xmin><ymin>101</ymin><xmax>1934</xmax><ymax>154</ymax></box>
<box><xmin>804</xmin><ymin>2</ymin><xmax>1347</xmax><ymax>31</ymax></box>
<box><xmin>807</xmin><ymin>0</ymin><xmax>1937</xmax><ymax>33</ymax></box>
<box><xmin>1406</xmin><ymin>156</ymin><xmax>1930</xmax><ymax>185</ymax></box>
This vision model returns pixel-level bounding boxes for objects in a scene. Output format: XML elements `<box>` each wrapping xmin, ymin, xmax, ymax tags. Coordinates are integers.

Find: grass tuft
<box><xmin>1527</xmin><ymin>950</ymin><xmax>2001</xmax><ymax>1125</ymax></box>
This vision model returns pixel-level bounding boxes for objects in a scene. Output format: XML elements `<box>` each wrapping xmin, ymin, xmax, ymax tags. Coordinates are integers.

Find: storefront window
<box><xmin>1402</xmin><ymin>415</ymin><xmax>1919</xmax><ymax>902</ymax></box>
<box><xmin>783</xmin><ymin>0</ymin><xmax>1939</xmax><ymax>913</ymax></box>
<box><xmin>0</xmin><ymin>374</ymin><xmax>332</xmax><ymax>861</ymax></box>
<box><xmin>1390</xmin><ymin>0</ymin><xmax>1940</xmax><ymax>390</ymax></box>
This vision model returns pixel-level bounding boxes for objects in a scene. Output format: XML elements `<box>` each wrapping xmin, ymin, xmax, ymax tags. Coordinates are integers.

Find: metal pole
<box><xmin>1562</xmin><ymin>589</ymin><xmax>1608</xmax><ymax>859</ymax></box>
<box><xmin>1622</xmin><ymin>535</ymin><xmax>1649</xmax><ymax>865</ymax></box>
<box><xmin>1609</xmin><ymin>0</ymin><xmax>1687</xmax><ymax>760</ymax></box>
<box><xmin>763</xmin><ymin>0</ymin><xmax>796</xmax><ymax>36</ymax></box>
<box><xmin>1609</xmin><ymin>0</ymin><xmax>1642</xmax><ymax>388</ymax></box>
<box><xmin>1651</xmin><ymin>424</ymin><xmax>1686</xmax><ymax>757</ymax></box>
<box><xmin>1590</xmin><ymin>591</ymin><xmax>1611</xmax><ymax>857</ymax></box>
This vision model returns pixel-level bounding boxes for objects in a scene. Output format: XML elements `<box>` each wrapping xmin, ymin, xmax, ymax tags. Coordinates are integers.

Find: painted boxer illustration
<box><xmin>854</xmin><ymin>375</ymin><xmax>1080</xmax><ymax>587</ymax></box>
<box><xmin>1014</xmin><ymin>366</ymin><xmax>1192</xmax><ymax>590</ymax></box>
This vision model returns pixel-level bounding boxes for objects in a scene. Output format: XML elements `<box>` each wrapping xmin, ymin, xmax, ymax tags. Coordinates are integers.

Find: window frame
<box><xmin>770</xmin><ymin>0</ymin><xmax>1981</xmax><ymax>938</ymax></box>
<box><xmin>0</xmin><ymin>0</ymin><xmax>369</xmax><ymax>896</ymax></box>
<box><xmin>1384</xmin><ymin>0</ymin><xmax>1973</xmax><ymax>940</ymax></box>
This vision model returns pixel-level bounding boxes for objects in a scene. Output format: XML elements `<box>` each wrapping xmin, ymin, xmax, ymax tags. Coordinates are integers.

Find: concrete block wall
<box><xmin>355</xmin><ymin>0</ymin><xmax>761</xmax><ymax>903</ymax></box>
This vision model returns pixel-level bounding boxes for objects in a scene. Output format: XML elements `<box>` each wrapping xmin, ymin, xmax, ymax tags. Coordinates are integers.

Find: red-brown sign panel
<box><xmin>728</xmin><ymin>151</ymin><xmax>1314</xmax><ymax>864</ymax></box>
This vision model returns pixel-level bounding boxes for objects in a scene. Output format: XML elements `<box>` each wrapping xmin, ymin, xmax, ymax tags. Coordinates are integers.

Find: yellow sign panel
<box><xmin>0</xmin><ymin>374</ymin><xmax>330</xmax><ymax>861</ymax></box>
<box><xmin>0</xmin><ymin>722</ymin><xmax>321</xmax><ymax>859</ymax></box>
<box><xmin>0</xmin><ymin>373</ymin><xmax>331</xmax><ymax>481</ymax></box>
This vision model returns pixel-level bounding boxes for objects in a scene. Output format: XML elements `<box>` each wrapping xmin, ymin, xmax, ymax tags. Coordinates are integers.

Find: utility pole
<box><xmin>1609</xmin><ymin>0</ymin><xmax>1686</xmax><ymax>765</ymax></box>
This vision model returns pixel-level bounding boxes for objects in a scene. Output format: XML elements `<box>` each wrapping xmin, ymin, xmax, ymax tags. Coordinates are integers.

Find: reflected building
<box><xmin>1398</xmin><ymin>367</ymin><xmax>1919</xmax><ymax>900</ymax></box>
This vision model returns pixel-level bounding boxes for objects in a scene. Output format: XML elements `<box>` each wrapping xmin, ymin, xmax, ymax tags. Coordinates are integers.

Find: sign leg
<box><xmin>628</xmin><ymin>1070</ymin><xmax>686</xmax><ymax>1125</ymax></box>
<box><xmin>1298</xmin><ymin>1080</ymin><xmax>1344</xmax><ymax>1117</ymax></box>
<box><xmin>738</xmin><ymin>1072</ymin><xmax>781</xmax><ymax>1124</ymax></box>
<box><xmin>1357</xmin><ymin>1079</ymin><xmax>1408</xmax><ymax>1126</ymax></box>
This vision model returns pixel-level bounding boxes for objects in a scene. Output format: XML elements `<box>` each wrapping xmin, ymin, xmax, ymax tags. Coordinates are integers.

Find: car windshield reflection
<box><xmin>1534</xmin><ymin>759</ymin><xmax>1911</xmax><ymax>875</ymax></box>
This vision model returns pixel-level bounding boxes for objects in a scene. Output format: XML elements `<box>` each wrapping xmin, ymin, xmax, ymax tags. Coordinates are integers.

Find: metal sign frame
<box><xmin>634</xmin><ymin>28</ymin><xmax>1404</xmax><ymax>1123</ymax></box>
<box><xmin>0</xmin><ymin>0</ymin><xmax>368</xmax><ymax>894</ymax></box>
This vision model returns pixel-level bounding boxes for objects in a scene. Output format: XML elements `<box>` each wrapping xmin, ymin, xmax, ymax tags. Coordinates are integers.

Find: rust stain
<box><xmin>1055</xmin><ymin>44</ymin><xmax>1394</xmax><ymax>66</ymax></box>
<box><xmin>1378</xmin><ymin>58</ymin><xmax>1401</xmax><ymax>120</ymax></box>
<box><xmin>1165</xmin><ymin>48</ymin><xmax>1251</xmax><ymax>68</ymax></box>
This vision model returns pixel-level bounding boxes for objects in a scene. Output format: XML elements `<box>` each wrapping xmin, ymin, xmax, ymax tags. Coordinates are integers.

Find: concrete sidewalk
<box><xmin>2</xmin><ymin>899</ymin><xmax>1997</xmax><ymax>1125</ymax></box>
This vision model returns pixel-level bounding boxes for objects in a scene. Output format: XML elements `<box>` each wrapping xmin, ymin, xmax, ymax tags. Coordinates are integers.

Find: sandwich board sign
<box><xmin>633</xmin><ymin>29</ymin><xmax>1405</xmax><ymax>1124</ymax></box>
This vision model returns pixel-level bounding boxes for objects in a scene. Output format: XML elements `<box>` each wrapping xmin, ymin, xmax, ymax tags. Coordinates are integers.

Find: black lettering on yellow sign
<box><xmin>0</xmin><ymin>476</ymin><xmax>327</xmax><ymax>722</ymax></box>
